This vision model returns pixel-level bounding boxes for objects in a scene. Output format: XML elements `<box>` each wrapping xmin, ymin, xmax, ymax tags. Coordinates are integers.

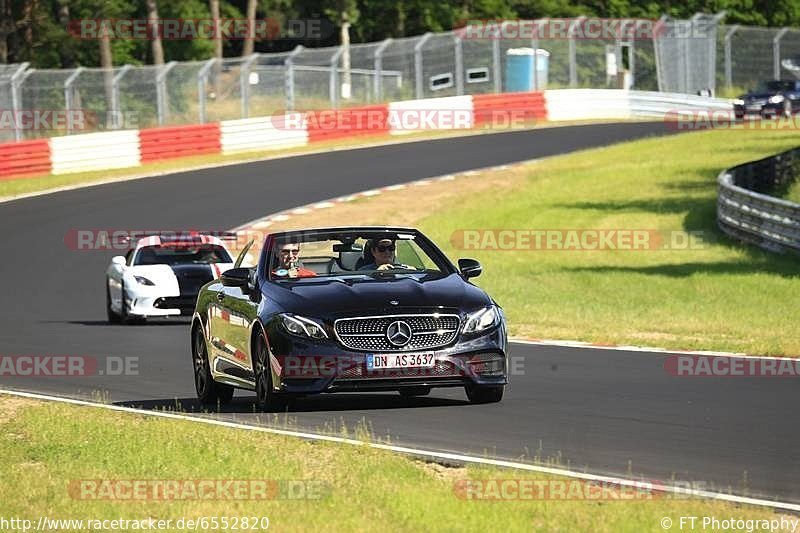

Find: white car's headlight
<box><xmin>280</xmin><ymin>314</ymin><xmax>328</xmax><ymax>339</ymax></box>
<box><xmin>769</xmin><ymin>95</ymin><xmax>785</xmax><ymax>104</ymax></box>
<box><xmin>134</xmin><ymin>275</ymin><xmax>155</xmax><ymax>286</ymax></box>
<box><xmin>733</xmin><ymin>98</ymin><xmax>745</xmax><ymax>105</ymax></box>
<box><xmin>462</xmin><ymin>306</ymin><xmax>499</xmax><ymax>334</ymax></box>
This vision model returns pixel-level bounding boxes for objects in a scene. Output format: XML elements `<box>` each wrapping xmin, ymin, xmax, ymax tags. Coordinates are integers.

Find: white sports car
<box><xmin>105</xmin><ymin>233</ymin><xmax>235</xmax><ymax>323</ymax></box>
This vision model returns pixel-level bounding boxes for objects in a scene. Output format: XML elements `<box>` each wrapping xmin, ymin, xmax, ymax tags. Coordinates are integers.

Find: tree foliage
<box><xmin>2</xmin><ymin>0</ymin><xmax>797</xmax><ymax>67</ymax></box>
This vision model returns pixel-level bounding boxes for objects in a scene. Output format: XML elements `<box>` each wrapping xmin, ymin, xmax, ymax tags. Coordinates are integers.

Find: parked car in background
<box><xmin>733</xmin><ymin>80</ymin><xmax>800</xmax><ymax>119</ymax></box>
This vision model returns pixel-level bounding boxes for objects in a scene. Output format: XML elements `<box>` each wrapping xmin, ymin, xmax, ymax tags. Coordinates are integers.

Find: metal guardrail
<box><xmin>717</xmin><ymin>147</ymin><xmax>800</xmax><ymax>253</ymax></box>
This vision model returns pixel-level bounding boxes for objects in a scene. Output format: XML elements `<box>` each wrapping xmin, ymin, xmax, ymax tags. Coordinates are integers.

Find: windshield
<box><xmin>134</xmin><ymin>244</ymin><xmax>232</xmax><ymax>266</ymax></box>
<box><xmin>266</xmin><ymin>231</ymin><xmax>449</xmax><ymax>280</ymax></box>
<box><xmin>757</xmin><ymin>80</ymin><xmax>795</xmax><ymax>92</ymax></box>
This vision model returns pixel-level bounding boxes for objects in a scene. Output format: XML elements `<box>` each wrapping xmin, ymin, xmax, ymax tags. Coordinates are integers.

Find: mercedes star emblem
<box><xmin>386</xmin><ymin>320</ymin><xmax>412</xmax><ymax>347</ymax></box>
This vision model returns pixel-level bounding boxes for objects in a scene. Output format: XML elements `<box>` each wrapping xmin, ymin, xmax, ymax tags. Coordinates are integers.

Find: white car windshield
<box><xmin>134</xmin><ymin>245</ymin><xmax>232</xmax><ymax>266</ymax></box>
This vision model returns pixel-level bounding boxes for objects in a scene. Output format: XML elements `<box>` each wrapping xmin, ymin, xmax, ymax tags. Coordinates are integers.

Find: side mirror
<box><xmin>220</xmin><ymin>267</ymin><xmax>251</xmax><ymax>288</ymax></box>
<box><xmin>458</xmin><ymin>258</ymin><xmax>482</xmax><ymax>279</ymax></box>
<box><xmin>111</xmin><ymin>256</ymin><xmax>126</xmax><ymax>266</ymax></box>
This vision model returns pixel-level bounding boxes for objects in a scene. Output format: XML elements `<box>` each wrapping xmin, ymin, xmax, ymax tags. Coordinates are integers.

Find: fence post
<box><xmin>414</xmin><ymin>33</ymin><xmax>433</xmax><ymax>99</ymax></box>
<box><xmin>533</xmin><ymin>19</ymin><xmax>548</xmax><ymax>90</ymax></box>
<box><xmin>63</xmin><ymin>67</ymin><xmax>83</xmax><ymax>135</ymax></box>
<box><xmin>374</xmin><ymin>38</ymin><xmax>392</xmax><ymax>102</ymax></box>
<box><xmin>156</xmin><ymin>61</ymin><xmax>176</xmax><ymax>126</ymax></box>
<box><xmin>774</xmin><ymin>28</ymin><xmax>789</xmax><ymax>80</ymax></box>
<box><xmin>329</xmin><ymin>46</ymin><xmax>345</xmax><ymax>108</ymax></box>
<box><xmin>285</xmin><ymin>45</ymin><xmax>304</xmax><ymax>112</ymax></box>
<box><xmin>240</xmin><ymin>53</ymin><xmax>259</xmax><ymax>119</ymax></box>
<box><xmin>454</xmin><ymin>32</ymin><xmax>464</xmax><ymax>95</ymax></box>
<box><xmin>197</xmin><ymin>58</ymin><xmax>216</xmax><ymax>124</ymax></box>
<box><xmin>653</xmin><ymin>15</ymin><xmax>668</xmax><ymax>92</ymax></box>
<box><xmin>10</xmin><ymin>62</ymin><xmax>30</xmax><ymax>142</ymax></box>
<box><xmin>724</xmin><ymin>25</ymin><xmax>739</xmax><ymax>91</ymax></box>
<box><xmin>568</xmin><ymin>17</ymin><xmax>586</xmax><ymax>88</ymax></box>
<box><xmin>492</xmin><ymin>25</ymin><xmax>501</xmax><ymax>93</ymax></box>
<box><xmin>111</xmin><ymin>65</ymin><xmax>131</xmax><ymax>129</ymax></box>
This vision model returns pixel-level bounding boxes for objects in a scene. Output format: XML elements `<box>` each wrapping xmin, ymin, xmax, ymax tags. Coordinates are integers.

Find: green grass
<box><xmin>415</xmin><ymin>128</ymin><xmax>800</xmax><ymax>355</ymax></box>
<box><xmin>1</xmin><ymin>398</ymin><xmax>789</xmax><ymax>532</ymax></box>
<box><xmin>784</xmin><ymin>180</ymin><xmax>800</xmax><ymax>204</ymax></box>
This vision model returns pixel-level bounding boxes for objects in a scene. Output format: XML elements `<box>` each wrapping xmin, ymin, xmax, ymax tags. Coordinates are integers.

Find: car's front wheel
<box><xmin>253</xmin><ymin>333</ymin><xmax>285</xmax><ymax>412</ymax></box>
<box><xmin>465</xmin><ymin>384</ymin><xmax>504</xmax><ymax>404</ymax></box>
<box><xmin>193</xmin><ymin>326</ymin><xmax>234</xmax><ymax>406</ymax></box>
<box><xmin>106</xmin><ymin>280</ymin><xmax>120</xmax><ymax>324</ymax></box>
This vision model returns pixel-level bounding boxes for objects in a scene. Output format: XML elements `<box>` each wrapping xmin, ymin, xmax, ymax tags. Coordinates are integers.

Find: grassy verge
<box><xmin>253</xmin><ymin>128</ymin><xmax>800</xmax><ymax>355</ymax></box>
<box><xmin>1</xmin><ymin>397</ymin><xmax>790</xmax><ymax>532</ymax></box>
<box><xmin>784</xmin><ymin>180</ymin><xmax>800</xmax><ymax>204</ymax></box>
<box><xmin>419</xmin><ymin>129</ymin><xmax>800</xmax><ymax>355</ymax></box>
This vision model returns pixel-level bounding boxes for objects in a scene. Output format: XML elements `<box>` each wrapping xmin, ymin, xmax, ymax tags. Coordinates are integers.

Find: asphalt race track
<box><xmin>0</xmin><ymin>123</ymin><xmax>797</xmax><ymax>506</ymax></box>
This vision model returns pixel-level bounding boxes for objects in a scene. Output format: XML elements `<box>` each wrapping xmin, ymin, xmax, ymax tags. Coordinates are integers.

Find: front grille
<box><xmin>337</xmin><ymin>360</ymin><xmax>461</xmax><ymax>379</ymax></box>
<box><xmin>334</xmin><ymin>314</ymin><xmax>460</xmax><ymax>352</ymax></box>
<box><xmin>154</xmin><ymin>296</ymin><xmax>196</xmax><ymax>313</ymax></box>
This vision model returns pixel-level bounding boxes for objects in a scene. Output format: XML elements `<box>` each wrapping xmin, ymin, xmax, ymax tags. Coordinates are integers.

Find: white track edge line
<box><xmin>509</xmin><ymin>339</ymin><xmax>800</xmax><ymax>361</ymax></box>
<box><xmin>2</xmin><ymin>388</ymin><xmax>798</xmax><ymax>513</ymax></box>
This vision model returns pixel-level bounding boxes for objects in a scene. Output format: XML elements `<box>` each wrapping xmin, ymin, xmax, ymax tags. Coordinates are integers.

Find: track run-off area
<box><xmin>0</xmin><ymin>123</ymin><xmax>797</xmax><ymax>508</ymax></box>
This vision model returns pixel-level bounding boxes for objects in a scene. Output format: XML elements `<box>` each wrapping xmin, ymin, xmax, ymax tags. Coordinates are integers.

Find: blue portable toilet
<box><xmin>505</xmin><ymin>48</ymin><xmax>550</xmax><ymax>91</ymax></box>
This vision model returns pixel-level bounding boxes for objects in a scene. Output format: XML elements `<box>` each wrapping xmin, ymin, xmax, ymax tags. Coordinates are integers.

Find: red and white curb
<box><xmin>1</xmin><ymin>388</ymin><xmax>798</xmax><ymax>513</ymax></box>
<box><xmin>231</xmin><ymin>163</ymin><xmax>523</xmax><ymax>233</ymax></box>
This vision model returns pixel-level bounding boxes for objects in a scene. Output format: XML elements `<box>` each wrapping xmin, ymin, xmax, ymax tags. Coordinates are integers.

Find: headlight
<box><xmin>134</xmin><ymin>275</ymin><xmax>155</xmax><ymax>286</ymax></box>
<box><xmin>280</xmin><ymin>314</ymin><xmax>328</xmax><ymax>339</ymax></box>
<box><xmin>462</xmin><ymin>306</ymin><xmax>499</xmax><ymax>334</ymax></box>
<box><xmin>732</xmin><ymin>98</ymin><xmax>745</xmax><ymax>105</ymax></box>
<box><xmin>769</xmin><ymin>95</ymin><xmax>785</xmax><ymax>104</ymax></box>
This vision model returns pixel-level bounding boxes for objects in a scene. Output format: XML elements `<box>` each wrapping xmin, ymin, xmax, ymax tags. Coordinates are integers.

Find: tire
<box><xmin>193</xmin><ymin>326</ymin><xmax>234</xmax><ymax>406</ymax></box>
<box><xmin>399</xmin><ymin>386</ymin><xmax>431</xmax><ymax>397</ymax></box>
<box><xmin>465</xmin><ymin>384</ymin><xmax>504</xmax><ymax>404</ymax></box>
<box><xmin>253</xmin><ymin>332</ymin><xmax>285</xmax><ymax>412</ymax></box>
<box><xmin>106</xmin><ymin>280</ymin><xmax>120</xmax><ymax>324</ymax></box>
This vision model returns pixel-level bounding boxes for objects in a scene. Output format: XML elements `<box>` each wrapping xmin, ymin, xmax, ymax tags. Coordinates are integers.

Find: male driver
<box><xmin>273</xmin><ymin>243</ymin><xmax>317</xmax><ymax>278</ymax></box>
<box><xmin>358</xmin><ymin>238</ymin><xmax>397</xmax><ymax>271</ymax></box>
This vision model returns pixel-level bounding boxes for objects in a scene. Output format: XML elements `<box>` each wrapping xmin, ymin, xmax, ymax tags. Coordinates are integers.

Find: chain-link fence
<box><xmin>2</xmin><ymin>14</ymin><xmax>799</xmax><ymax>140</ymax></box>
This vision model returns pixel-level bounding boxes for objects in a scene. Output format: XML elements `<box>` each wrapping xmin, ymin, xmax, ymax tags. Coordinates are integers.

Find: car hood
<box><xmin>266</xmin><ymin>272</ymin><xmax>492</xmax><ymax>317</ymax></box>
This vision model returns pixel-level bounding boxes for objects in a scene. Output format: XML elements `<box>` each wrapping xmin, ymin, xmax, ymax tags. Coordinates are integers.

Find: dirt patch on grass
<box><xmin>231</xmin><ymin>163</ymin><xmax>529</xmax><ymax>260</ymax></box>
<box><xmin>0</xmin><ymin>397</ymin><xmax>38</xmax><ymax>425</ymax></box>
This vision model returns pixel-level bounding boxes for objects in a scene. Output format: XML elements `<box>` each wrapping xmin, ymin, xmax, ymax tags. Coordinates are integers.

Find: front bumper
<box><xmin>125</xmin><ymin>289</ymin><xmax>196</xmax><ymax>318</ymax></box>
<box><xmin>734</xmin><ymin>102</ymin><xmax>782</xmax><ymax>117</ymax></box>
<box><xmin>267</xmin><ymin>324</ymin><xmax>508</xmax><ymax>394</ymax></box>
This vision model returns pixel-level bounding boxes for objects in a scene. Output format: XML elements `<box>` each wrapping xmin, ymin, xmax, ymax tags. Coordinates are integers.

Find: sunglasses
<box><xmin>375</xmin><ymin>245</ymin><xmax>395</xmax><ymax>252</ymax></box>
<box><xmin>279</xmin><ymin>249</ymin><xmax>300</xmax><ymax>254</ymax></box>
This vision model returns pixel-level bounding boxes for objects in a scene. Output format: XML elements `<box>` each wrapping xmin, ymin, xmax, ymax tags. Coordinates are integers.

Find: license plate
<box><xmin>746</xmin><ymin>105</ymin><xmax>762</xmax><ymax>111</ymax></box>
<box><xmin>366</xmin><ymin>353</ymin><xmax>435</xmax><ymax>370</ymax></box>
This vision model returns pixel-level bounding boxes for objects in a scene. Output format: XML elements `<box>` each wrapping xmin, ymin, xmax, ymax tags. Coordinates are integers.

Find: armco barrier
<box><xmin>307</xmin><ymin>105</ymin><xmax>390</xmax><ymax>142</ymax></box>
<box><xmin>545</xmin><ymin>89</ymin><xmax>631</xmax><ymax>121</ymax></box>
<box><xmin>473</xmin><ymin>92</ymin><xmax>546</xmax><ymax>126</ymax></box>
<box><xmin>220</xmin><ymin>115</ymin><xmax>309</xmax><ymax>154</ymax></box>
<box><xmin>50</xmin><ymin>131</ymin><xmax>140</xmax><ymax>175</ymax></box>
<box><xmin>717</xmin><ymin>148</ymin><xmax>800</xmax><ymax>253</ymax></box>
<box><xmin>0</xmin><ymin>139</ymin><xmax>51</xmax><ymax>179</ymax></box>
<box><xmin>388</xmin><ymin>96</ymin><xmax>473</xmax><ymax>135</ymax></box>
<box><xmin>139</xmin><ymin>123</ymin><xmax>221</xmax><ymax>163</ymax></box>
